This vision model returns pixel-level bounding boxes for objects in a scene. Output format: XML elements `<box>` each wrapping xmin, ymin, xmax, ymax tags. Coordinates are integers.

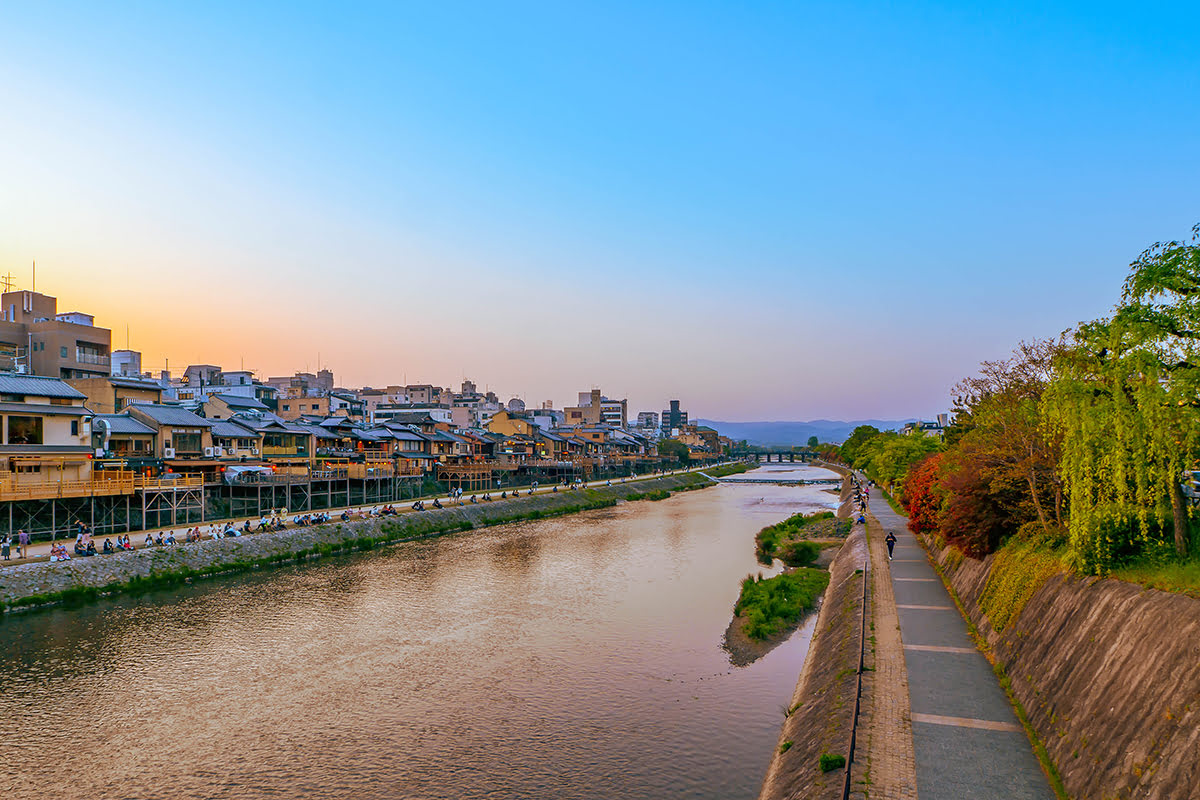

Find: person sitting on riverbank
<box><xmin>102</xmin><ymin>537</ymin><xmax>114</xmax><ymax>554</ymax></box>
<box><xmin>432</xmin><ymin>498</ymin><xmax>443</xmax><ymax>509</ymax></box>
<box><xmin>50</xmin><ymin>544</ymin><xmax>71</xmax><ymax>561</ymax></box>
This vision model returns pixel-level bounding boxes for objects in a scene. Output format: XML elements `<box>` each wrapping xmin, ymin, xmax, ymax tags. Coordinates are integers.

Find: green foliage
<box><xmin>776</xmin><ymin>539</ymin><xmax>820</xmax><ymax>567</ymax></box>
<box><xmin>734</xmin><ymin>568</ymin><xmax>830</xmax><ymax>640</ymax></box>
<box><xmin>755</xmin><ymin>511</ymin><xmax>838</xmax><ymax>563</ymax></box>
<box><xmin>977</xmin><ymin>539</ymin><xmax>1065</xmax><ymax>633</ymax></box>
<box><xmin>657</xmin><ymin>438</ymin><xmax>690</xmax><ymax>464</ymax></box>
<box><xmin>807</xmin><ymin>435</ymin><xmax>819</xmax><ymax>448</ymax></box>
<box><xmin>779</xmin><ymin>740</ymin><xmax>793</xmax><ymax>754</ymax></box>
<box><xmin>707</xmin><ymin>462</ymin><xmax>755</xmax><ymax>478</ymax></box>
<box><xmin>839</xmin><ymin>425</ymin><xmax>880</xmax><ymax>465</ymax></box>
<box><xmin>818</xmin><ymin>753</ymin><xmax>846</xmax><ymax>772</ymax></box>
<box><xmin>1042</xmin><ymin>225</ymin><xmax>1200</xmax><ymax>572</ymax></box>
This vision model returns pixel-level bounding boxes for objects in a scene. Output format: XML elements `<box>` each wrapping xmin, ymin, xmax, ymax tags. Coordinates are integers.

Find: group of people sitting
<box><xmin>101</xmin><ymin>535</ymin><xmax>135</xmax><ymax>553</ymax></box>
<box><xmin>291</xmin><ymin>512</ymin><xmax>335</xmax><ymax>526</ymax></box>
<box><xmin>144</xmin><ymin>530</ymin><xmax>180</xmax><ymax>546</ymax></box>
<box><xmin>49</xmin><ymin>543</ymin><xmax>74</xmax><ymax>561</ymax></box>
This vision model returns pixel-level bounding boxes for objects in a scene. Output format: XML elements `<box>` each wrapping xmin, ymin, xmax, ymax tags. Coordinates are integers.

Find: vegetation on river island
<box><xmin>734</xmin><ymin>569</ymin><xmax>830</xmax><ymax>641</ymax></box>
<box><xmin>756</xmin><ymin>511</ymin><xmax>850</xmax><ymax>566</ymax></box>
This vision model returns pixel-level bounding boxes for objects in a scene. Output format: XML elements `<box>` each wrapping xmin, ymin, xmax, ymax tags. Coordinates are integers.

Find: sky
<box><xmin>1</xmin><ymin>1</ymin><xmax>1197</xmax><ymax>421</ymax></box>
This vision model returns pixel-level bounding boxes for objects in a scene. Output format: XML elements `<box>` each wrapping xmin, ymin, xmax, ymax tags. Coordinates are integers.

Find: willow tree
<box><xmin>1045</xmin><ymin>225</ymin><xmax>1200</xmax><ymax>572</ymax></box>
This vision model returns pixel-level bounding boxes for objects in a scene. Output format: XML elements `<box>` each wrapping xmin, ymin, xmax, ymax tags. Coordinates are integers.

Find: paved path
<box><xmin>867</xmin><ymin>483</ymin><xmax>1054</xmax><ymax>800</ymax></box>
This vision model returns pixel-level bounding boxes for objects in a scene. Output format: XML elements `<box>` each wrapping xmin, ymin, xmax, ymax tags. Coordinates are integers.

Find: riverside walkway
<box><xmin>865</xmin><ymin>483</ymin><xmax>1054</xmax><ymax>800</ymax></box>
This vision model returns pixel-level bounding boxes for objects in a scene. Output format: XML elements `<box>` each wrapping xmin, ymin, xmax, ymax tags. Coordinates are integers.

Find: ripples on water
<box><xmin>1</xmin><ymin>466</ymin><xmax>839</xmax><ymax>799</ymax></box>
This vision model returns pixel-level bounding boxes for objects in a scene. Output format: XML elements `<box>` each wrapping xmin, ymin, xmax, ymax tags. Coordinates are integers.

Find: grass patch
<box><xmin>707</xmin><ymin>462</ymin><xmax>756</xmax><ymax>478</ymax></box>
<box><xmin>818</xmin><ymin>753</ymin><xmax>845</xmax><ymax>772</ymax></box>
<box><xmin>778</xmin><ymin>740</ymin><xmax>793</xmax><ymax>754</ymax></box>
<box><xmin>1110</xmin><ymin>555</ymin><xmax>1200</xmax><ymax>599</ymax></box>
<box><xmin>734</xmin><ymin>568</ymin><xmax>830</xmax><ymax>640</ymax></box>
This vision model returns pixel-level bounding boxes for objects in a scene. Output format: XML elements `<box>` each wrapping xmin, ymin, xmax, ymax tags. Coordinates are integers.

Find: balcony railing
<box><xmin>75</xmin><ymin>350</ymin><xmax>110</xmax><ymax>366</ymax></box>
<box><xmin>134</xmin><ymin>473</ymin><xmax>205</xmax><ymax>490</ymax></box>
<box><xmin>0</xmin><ymin>470</ymin><xmax>136</xmax><ymax>501</ymax></box>
<box><xmin>262</xmin><ymin>446</ymin><xmax>308</xmax><ymax>457</ymax></box>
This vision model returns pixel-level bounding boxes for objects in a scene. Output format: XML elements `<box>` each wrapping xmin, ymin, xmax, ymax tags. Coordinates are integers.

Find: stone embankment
<box><xmin>1</xmin><ymin>474</ymin><xmax>709</xmax><ymax>611</ymax></box>
<box><xmin>758</xmin><ymin>524</ymin><xmax>868</xmax><ymax>800</ymax></box>
<box><xmin>924</xmin><ymin>536</ymin><xmax>1200</xmax><ymax>800</ymax></box>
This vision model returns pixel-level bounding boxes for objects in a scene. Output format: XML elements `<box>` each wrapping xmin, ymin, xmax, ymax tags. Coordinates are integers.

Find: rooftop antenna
<box><xmin>32</xmin><ymin>260</ymin><xmax>35</xmax><ymax>293</ymax></box>
<box><xmin>126</xmin><ymin>324</ymin><xmax>130</xmax><ymax>349</ymax></box>
<box><xmin>0</xmin><ymin>273</ymin><xmax>15</xmax><ymax>292</ymax></box>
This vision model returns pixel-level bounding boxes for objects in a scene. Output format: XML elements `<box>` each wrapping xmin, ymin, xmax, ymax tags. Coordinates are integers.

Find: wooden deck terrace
<box><xmin>0</xmin><ymin>471</ymin><xmax>138</xmax><ymax>502</ymax></box>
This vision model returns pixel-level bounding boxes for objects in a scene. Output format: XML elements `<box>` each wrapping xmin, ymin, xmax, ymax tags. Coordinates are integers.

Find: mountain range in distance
<box><xmin>696</xmin><ymin>419</ymin><xmax>917</xmax><ymax>447</ymax></box>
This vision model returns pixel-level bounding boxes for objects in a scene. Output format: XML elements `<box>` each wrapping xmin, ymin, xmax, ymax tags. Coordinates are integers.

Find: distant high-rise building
<box><xmin>661</xmin><ymin>400</ymin><xmax>688</xmax><ymax>433</ymax></box>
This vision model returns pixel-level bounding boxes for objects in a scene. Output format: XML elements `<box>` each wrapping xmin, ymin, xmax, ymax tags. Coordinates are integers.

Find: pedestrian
<box><xmin>18</xmin><ymin>529</ymin><xmax>29</xmax><ymax>559</ymax></box>
<box><xmin>1</xmin><ymin>533</ymin><xmax>9</xmax><ymax>561</ymax></box>
<box><xmin>885</xmin><ymin>530</ymin><xmax>897</xmax><ymax>561</ymax></box>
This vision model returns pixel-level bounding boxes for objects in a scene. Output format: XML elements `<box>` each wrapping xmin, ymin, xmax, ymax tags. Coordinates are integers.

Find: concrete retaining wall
<box><xmin>758</xmin><ymin>528</ymin><xmax>869</xmax><ymax>800</ymax></box>
<box><xmin>925</xmin><ymin>537</ymin><xmax>1200</xmax><ymax>800</ymax></box>
<box><xmin>1</xmin><ymin>474</ymin><xmax>709</xmax><ymax>610</ymax></box>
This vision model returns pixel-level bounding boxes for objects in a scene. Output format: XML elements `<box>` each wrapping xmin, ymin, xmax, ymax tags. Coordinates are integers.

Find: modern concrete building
<box><xmin>0</xmin><ymin>290</ymin><xmax>112</xmax><ymax>380</ymax></box>
<box><xmin>661</xmin><ymin>400</ymin><xmax>688</xmax><ymax>433</ymax></box>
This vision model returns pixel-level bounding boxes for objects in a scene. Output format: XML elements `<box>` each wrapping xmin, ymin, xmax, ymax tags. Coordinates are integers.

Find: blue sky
<box><xmin>1</xmin><ymin>2</ymin><xmax>1197</xmax><ymax>419</ymax></box>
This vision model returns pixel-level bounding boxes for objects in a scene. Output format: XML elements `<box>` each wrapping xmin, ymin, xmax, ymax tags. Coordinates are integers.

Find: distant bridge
<box><xmin>713</xmin><ymin>476</ymin><xmax>840</xmax><ymax>486</ymax></box>
<box><xmin>734</xmin><ymin>451</ymin><xmax>816</xmax><ymax>463</ymax></box>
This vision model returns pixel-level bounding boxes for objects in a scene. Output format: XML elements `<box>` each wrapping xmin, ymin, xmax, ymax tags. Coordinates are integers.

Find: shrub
<box><xmin>776</xmin><ymin>539</ymin><xmax>820</xmax><ymax>567</ymax></box>
<box><xmin>818</xmin><ymin>753</ymin><xmax>845</xmax><ymax>772</ymax></box>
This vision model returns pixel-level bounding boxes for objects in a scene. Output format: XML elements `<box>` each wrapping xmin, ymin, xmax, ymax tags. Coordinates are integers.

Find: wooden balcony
<box><xmin>134</xmin><ymin>473</ymin><xmax>205</xmax><ymax>490</ymax></box>
<box><xmin>261</xmin><ymin>446</ymin><xmax>306</xmax><ymax>457</ymax></box>
<box><xmin>0</xmin><ymin>471</ymin><xmax>137</xmax><ymax>501</ymax></box>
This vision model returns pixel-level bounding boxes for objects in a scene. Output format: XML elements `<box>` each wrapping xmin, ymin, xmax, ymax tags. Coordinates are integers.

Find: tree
<box><xmin>839</xmin><ymin>425</ymin><xmax>880</xmax><ymax>465</ymax></box>
<box><xmin>657</xmin><ymin>439</ymin><xmax>690</xmax><ymax>464</ymax></box>
<box><xmin>807</xmin><ymin>435</ymin><xmax>819</xmax><ymax>448</ymax></box>
<box><xmin>952</xmin><ymin>339</ymin><xmax>1065</xmax><ymax>535</ymax></box>
<box><xmin>1044</xmin><ymin>224</ymin><xmax>1200</xmax><ymax>570</ymax></box>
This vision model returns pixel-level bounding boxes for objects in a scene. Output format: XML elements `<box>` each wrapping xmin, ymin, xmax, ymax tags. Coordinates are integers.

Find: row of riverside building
<box><xmin>0</xmin><ymin>286</ymin><xmax>734</xmax><ymax>539</ymax></box>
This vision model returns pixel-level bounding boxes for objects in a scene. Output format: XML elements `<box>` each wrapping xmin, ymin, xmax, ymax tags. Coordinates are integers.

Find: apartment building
<box><xmin>0</xmin><ymin>290</ymin><xmax>112</xmax><ymax>380</ymax></box>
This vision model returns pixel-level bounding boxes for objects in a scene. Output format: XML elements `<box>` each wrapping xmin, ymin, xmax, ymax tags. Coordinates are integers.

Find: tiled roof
<box><xmin>211</xmin><ymin>393</ymin><xmax>267</xmax><ymax>410</ymax></box>
<box><xmin>94</xmin><ymin>414</ymin><xmax>157</xmax><ymax>435</ymax></box>
<box><xmin>209</xmin><ymin>420</ymin><xmax>259</xmax><ymax>438</ymax></box>
<box><xmin>0</xmin><ymin>373</ymin><xmax>86</xmax><ymax>399</ymax></box>
<box><xmin>129</xmin><ymin>403</ymin><xmax>212</xmax><ymax>427</ymax></box>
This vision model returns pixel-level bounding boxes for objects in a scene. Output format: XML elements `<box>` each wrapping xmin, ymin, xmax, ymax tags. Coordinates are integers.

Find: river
<box><xmin>0</xmin><ymin>464</ymin><xmax>840</xmax><ymax>799</ymax></box>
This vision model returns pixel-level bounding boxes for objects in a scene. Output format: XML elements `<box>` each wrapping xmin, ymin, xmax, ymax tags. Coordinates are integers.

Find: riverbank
<box><xmin>1</xmin><ymin>472</ymin><xmax>713</xmax><ymax>612</ymax></box>
<box><xmin>757</xmin><ymin>525</ymin><xmax>868</xmax><ymax>800</ymax></box>
<box><xmin>922</xmin><ymin>532</ymin><xmax>1200</xmax><ymax>800</ymax></box>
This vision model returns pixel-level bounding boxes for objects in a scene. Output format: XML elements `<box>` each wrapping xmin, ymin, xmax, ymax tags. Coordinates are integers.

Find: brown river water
<box><xmin>1</xmin><ymin>465</ymin><xmax>839</xmax><ymax>799</ymax></box>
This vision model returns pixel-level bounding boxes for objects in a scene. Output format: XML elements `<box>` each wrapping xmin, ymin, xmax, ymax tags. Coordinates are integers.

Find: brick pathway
<box><xmin>863</xmin><ymin>507</ymin><xmax>919</xmax><ymax>799</ymax></box>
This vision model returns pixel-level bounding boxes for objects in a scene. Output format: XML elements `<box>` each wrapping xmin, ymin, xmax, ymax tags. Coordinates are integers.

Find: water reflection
<box><xmin>1</xmin><ymin>467</ymin><xmax>839</xmax><ymax>800</ymax></box>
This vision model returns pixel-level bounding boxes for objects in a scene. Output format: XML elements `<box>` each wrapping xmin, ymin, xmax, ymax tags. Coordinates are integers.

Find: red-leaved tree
<box><xmin>901</xmin><ymin>453</ymin><xmax>943</xmax><ymax>535</ymax></box>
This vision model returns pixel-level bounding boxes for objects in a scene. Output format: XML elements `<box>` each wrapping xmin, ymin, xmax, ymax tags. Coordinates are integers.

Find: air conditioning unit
<box><xmin>225</xmin><ymin>447</ymin><xmax>236</xmax><ymax>457</ymax></box>
<box><xmin>214</xmin><ymin>447</ymin><xmax>225</xmax><ymax>457</ymax></box>
<box><xmin>204</xmin><ymin>447</ymin><xmax>214</xmax><ymax>457</ymax></box>
<box><xmin>251</xmin><ymin>447</ymin><xmax>259</xmax><ymax>455</ymax></box>
<box><xmin>163</xmin><ymin>447</ymin><xmax>176</xmax><ymax>459</ymax></box>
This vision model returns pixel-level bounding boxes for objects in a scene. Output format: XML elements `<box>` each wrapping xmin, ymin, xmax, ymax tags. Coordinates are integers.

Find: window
<box><xmin>70</xmin><ymin>420</ymin><xmax>78</xmax><ymax>436</ymax></box>
<box><xmin>7</xmin><ymin>416</ymin><xmax>43</xmax><ymax>445</ymax></box>
<box><xmin>50</xmin><ymin>397</ymin><xmax>72</xmax><ymax>406</ymax></box>
<box><xmin>0</xmin><ymin>394</ymin><xmax>23</xmax><ymax>402</ymax></box>
<box><xmin>60</xmin><ymin>346</ymin><xmax>68</xmax><ymax>358</ymax></box>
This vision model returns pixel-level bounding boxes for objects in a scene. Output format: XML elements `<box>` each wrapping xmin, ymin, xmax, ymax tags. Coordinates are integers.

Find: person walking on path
<box><xmin>885</xmin><ymin>530</ymin><xmax>897</xmax><ymax>560</ymax></box>
<box><xmin>18</xmin><ymin>529</ymin><xmax>29</xmax><ymax>559</ymax></box>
